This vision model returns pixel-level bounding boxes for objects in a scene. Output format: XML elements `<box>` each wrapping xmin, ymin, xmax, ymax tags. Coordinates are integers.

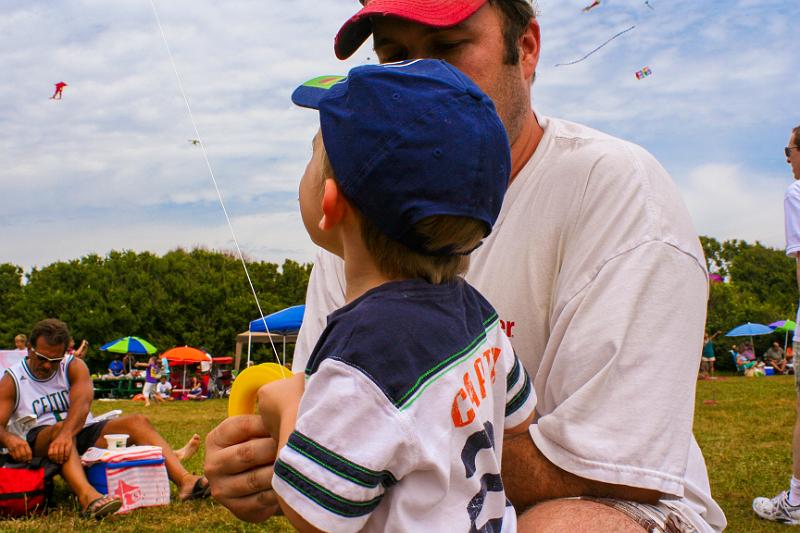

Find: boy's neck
<box><xmin>340</xmin><ymin>238</ymin><xmax>402</xmax><ymax>304</ymax></box>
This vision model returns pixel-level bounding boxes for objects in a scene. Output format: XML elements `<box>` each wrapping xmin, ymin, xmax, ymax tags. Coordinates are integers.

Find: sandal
<box><xmin>182</xmin><ymin>477</ymin><xmax>211</xmax><ymax>501</ymax></box>
<box><xmin>81</xmin><ymin>494</ymin><xmax>122</xmax><ymax>519</ymax></box>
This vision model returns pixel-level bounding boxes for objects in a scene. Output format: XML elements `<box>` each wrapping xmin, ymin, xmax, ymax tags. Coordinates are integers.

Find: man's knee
<box><xmin>517</xmin><ymin>499</ymin><xmax>647</xmax><ymax>533</ymax></box>
<box><xmin>107</xmin><ymin>414</ymin><xmax>153</xmax><ymax>435</ymax></box>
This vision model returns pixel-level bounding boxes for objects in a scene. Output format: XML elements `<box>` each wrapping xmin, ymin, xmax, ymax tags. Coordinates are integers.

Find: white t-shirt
<box><xmin>784</xmin><ymin>180</ymin><xmax>800</xmax><ymax>342</ymax></box>
<box><xmin>293</xmin><ymin>115</ymin><xmax>726</xmax><ymax>532</ymax></box>
<box><xmin>156</xmin><ymin>381</ymin><xmax>172</xmax><ymax>396</ymax></box>
<box><xmin>274</xmin><ymin>279</ymin><xmax>535</xmax><ymax>533</ymax></box>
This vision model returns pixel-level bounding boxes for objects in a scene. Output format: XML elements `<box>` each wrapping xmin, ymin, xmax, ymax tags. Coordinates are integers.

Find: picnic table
<box><xmin>93</xmin><ymin>377</ymin><xmax>145</xmax><ymax>399</ymax></box>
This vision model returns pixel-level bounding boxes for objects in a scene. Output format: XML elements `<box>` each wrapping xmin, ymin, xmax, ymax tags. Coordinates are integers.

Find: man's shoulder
<box><xmin>786</xmin><ymin>179</ymin><xmax>800</xmax><ymax>199</ymax></box>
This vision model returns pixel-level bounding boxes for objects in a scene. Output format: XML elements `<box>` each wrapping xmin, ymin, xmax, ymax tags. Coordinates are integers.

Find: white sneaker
<box><xmin>753</xmin><ymin>491</ymin><xmax>800</xmax><ymax>525</ymax></box>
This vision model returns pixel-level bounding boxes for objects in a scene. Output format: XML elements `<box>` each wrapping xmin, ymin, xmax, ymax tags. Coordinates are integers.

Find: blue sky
<box><xmin>1</xmin><ymin>0</ymin><xmax>798</xmax><ymax>271</ymax></box>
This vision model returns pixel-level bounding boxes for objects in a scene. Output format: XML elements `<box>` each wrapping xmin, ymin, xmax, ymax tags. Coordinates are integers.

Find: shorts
<box><xmin>26</xmin><ymin>420</ymin><xmax>110</xmax><ymax>456</ymax></box>
<box><xmin>581</xmin><ymin>497</ymin><xmax>698</xmax><ymax>533</ymax></box>
<box><xmin>700</xmin><ymin>357</ymin><xmax>715</xmax><ymax>362</ymax></box>
<box><xmin>143</xmin><ymin>381</ymin><xmax>156</xmax><ymax>398</ymax></box>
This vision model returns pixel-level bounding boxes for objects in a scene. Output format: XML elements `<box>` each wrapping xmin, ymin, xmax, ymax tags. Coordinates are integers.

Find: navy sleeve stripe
<box><xmin>274</xmin><ymin>459</ymin><xmax>383</xmax><ymax>518</ymax></box>
<box><xmin>506</xmin><ymin>356</ymin><xmax>521</xmax><ymax>391</ymax></box>
<box><xmin>288</xmin><ymin>431</ymin><xmax>397</xmax><ymax>488</ymax></box>
<box><xmin>505</xmin><ymin>370</ymin><xmax>532</xmax><ymax>417</ymax></box>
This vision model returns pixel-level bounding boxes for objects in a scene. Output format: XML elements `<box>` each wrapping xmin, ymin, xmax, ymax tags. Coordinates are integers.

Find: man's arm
<box><xmin>0</xmin><ymin>373</ymin><xmax>32</xmax><ymax>462</ymax></box>
<box><xmin>796</xmin><ymin>255</ymin><xmax>800</xmax><ymax>293</ymax></box>
<box><xmin>46</xmin><ymin>358</ymin><xmax>94</xmax><ymax>464</ymax></box>
<box><xmin>502</xmin><ymin>432</ymin><xmax>661</xmax><ymax>510</ymax></box>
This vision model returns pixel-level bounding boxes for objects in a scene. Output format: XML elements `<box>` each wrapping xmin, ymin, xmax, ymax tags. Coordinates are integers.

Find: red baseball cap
<box><xmin>334</xmin><ymin>0</ymin><xmax>488</xmax><ymax>60</ymax></box>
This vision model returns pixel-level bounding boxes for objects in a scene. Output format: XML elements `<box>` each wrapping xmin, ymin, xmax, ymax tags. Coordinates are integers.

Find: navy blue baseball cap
<box><xmin>291</xmin><ymin>59</ymin><xmax>510</xmax><ymax>255</ymax></box>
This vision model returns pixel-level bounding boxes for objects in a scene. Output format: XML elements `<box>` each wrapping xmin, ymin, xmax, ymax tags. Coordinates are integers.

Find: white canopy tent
<box><xmin>234</xmin><ymin>331</ymin><xmax>297</xmax><ymax>372</ymax></box>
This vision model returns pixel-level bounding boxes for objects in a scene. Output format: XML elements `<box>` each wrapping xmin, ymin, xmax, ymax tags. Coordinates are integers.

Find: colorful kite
<box><xmin>49</xmin><ymin>81</ymin><xmax>68</xmax><ymax>100</ymax></box>
<box><xmin>582</xmin><ymin>0</ymin><xmax>601</xmax><ymax>12</ymax></box>
<box><xmin>555</xmin><ymin>25</ymin><xmax>636</xmax><ymax>67</ymax></box>
<box><xmin>635</xmin><ymin>66</ymin><xmax>652</xmax><ymax>80</ymax></box>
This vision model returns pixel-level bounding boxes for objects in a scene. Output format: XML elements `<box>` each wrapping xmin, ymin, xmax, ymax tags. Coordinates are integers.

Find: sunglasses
<box><xmin>31</xmin><ymin>349</ymin><xmax>65</xmax><ymax>363</ymax></box>
<box><xmin>786</xmin><ymin>146</ymin><xmax>799</xmax><ymax>158</ymax></box>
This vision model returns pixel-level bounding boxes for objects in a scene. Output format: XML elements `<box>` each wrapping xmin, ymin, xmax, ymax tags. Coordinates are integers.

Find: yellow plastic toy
<box><xmin>227</xmin><ymin>362</ymin><xmax>292</xmax><ymax>416</ymax></box>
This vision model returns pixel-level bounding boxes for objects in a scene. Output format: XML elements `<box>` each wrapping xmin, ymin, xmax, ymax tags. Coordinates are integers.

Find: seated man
<box><xmin>0</xmin><ymin>319</ymin><xmax>210</xmax><ymax>519</ymax></box>
<box><xmin>107</xmin><ymin>356</ymin><xmax>124</xmax><ymax>378</ymax></box>
<box><xmin>764</xmin><ymin>341</ymin><xmax>788</xmax><ymax>374</ymax></box>
<box><xmin>155</xmin><ymin>376</ymin><xmax>174</xmax><ymax>402</ymax></box>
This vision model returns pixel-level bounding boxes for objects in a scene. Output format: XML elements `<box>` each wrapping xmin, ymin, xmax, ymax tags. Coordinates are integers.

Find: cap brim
<box><xmin>334</xmin><ymin>0</ymin><xmax>487</xmax><ymax>60</ymax></box>
<box><xmin>291</xmin><ymin>75</ymin><xmax>347</xmax><ymax>109</ymax></box>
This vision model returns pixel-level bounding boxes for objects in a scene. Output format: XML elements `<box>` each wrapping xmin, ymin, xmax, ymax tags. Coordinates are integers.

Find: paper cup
<box><xmin>105</xmin><ymin>434</ymin><xmax>129</xmax><ymax>449</ymax></box>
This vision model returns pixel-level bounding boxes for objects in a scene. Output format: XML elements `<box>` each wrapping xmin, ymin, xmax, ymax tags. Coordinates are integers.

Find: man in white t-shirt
<box><xmin>204</xmin><ymin>1</ymin><xmax>725</xmax><ymax>531</ymax></box>
<box><xmin>753</xmin><ymin>124</ymin><xmax>800</xmax><ymax>524</ymax></box>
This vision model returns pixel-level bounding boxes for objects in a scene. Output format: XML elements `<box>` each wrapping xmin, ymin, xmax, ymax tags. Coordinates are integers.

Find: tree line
<box><xmin>1</xmin><ymin>237</ymin><xmax>796</xmax><ymax>373</ymax></box>
<box><xmin>0</xmin><ymin>248</ymin><xmax>311</xmax><ymax>372</ymax></box>
<box><xmin>702</xmin><ymin>236</ymin><xmax>797</xmax><ymax>370</ymax></box>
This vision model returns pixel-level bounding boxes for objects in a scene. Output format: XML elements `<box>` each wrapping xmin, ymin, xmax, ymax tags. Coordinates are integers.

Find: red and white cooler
<box><xmin>81</xmin><ymin>445</ymin><xmax>170</xmax><ymax>513</ymax></box>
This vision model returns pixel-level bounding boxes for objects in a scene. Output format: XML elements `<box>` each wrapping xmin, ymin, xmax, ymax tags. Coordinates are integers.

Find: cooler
<box><xmin>82</xmin><ymin>446</ymin><xmax>170</xmax><ymax>514</ymax></box>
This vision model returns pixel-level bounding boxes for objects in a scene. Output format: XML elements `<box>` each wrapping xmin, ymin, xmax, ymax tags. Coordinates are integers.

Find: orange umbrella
<box><xmin>161</xmin><ymin>346</ymin><xmax>212</xmax><ymax>392</ymax></box>
<box><xmin>162</xmin><ymin>346</ymin><xmax>212</xmax><ymax>363</ymax></box>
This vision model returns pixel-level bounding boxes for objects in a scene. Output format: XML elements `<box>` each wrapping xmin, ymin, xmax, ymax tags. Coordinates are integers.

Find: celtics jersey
<box><xmin>272</xmin><ymin>279</ymin><xmax>535</xmax><ymax>533</ymax></box>
<box><xmin>6</xmin><ymin>355</ymin><xmax>76</xmax><ymax>433</ymax></box>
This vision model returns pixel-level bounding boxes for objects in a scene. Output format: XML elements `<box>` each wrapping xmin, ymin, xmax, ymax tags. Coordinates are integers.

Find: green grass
<box><xmin>2</xmin><ymin>377</ymin><xmax>796</xmax><ymax>531</ymax></box>
<box><xmin>696</xmin><ymin>374</ymin><xmax>797</xmax><ymax>532</ymax></box>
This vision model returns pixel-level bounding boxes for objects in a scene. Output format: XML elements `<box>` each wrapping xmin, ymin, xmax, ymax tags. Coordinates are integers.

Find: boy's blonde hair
<box><xmin>321</xmin><ymin>151</ymin><xmax>485</xmax><ymax>284</ymax></box>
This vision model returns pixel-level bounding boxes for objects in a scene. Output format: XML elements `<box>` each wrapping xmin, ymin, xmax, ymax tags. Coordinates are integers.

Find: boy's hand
<box><xmin>205</xmin><ymin>415</ymin><xmax>280</xmax><ymax>523</ymax></box>
<box><xmin>257</xmin><ymin>374</ymin><xmax>305</xmax><ymax>447</ymax></box>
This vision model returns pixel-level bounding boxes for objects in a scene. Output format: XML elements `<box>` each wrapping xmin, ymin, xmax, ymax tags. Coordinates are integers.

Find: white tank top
<box><xmin>6</xmin><ymin>355</ymin><xmax>75</xmax><ymax>432</ymax></box>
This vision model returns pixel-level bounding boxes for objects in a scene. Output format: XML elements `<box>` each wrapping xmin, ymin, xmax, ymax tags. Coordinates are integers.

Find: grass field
<box><xmin>2</xmin><ymin>375</ymin><xmax>796</xmax><ymax>532</ymax></box>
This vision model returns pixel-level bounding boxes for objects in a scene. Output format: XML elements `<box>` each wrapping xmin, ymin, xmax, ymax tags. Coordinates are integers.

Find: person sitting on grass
<box><xmin>156</xmin><ymin>375</ymin><xmax>174</xmax><ymax>401</ymax></box>
<box><xmin>107</xmin><ymin>355</ymin><xmax>124</xmax><ymax>378</ymax></box>
<box><xmin>764</xmin><ymin>341</ymin><xmax>787</xmax><ymax>374</ymax></box>
<box><xmin>0</xmin><ymin>319</ymin><xmax>211</xmax><ymax>520</ymax></box>
<box><xmin>187</xmin><ymin>376</ymin><xmax>205</xmax><ymax>401</ymax></box>
<box><xmin>247</xmin><ymin>60</ymin><xmax>536</xmax><ymax>532</ymax></box>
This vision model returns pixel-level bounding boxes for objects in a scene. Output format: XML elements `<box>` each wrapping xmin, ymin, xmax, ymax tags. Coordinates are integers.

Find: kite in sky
<box><xmin>49</xmin><ymin>81</ymin><xmax>67</xmax><ymax>100</ymax></box>
<box><xmin>188</xmin><ymin>139</ymin><xmax>200</xmax><ymax>145</ymax></box>
<box><xmin>644</xmin><ymin>0</ymin><xmax>655</xmax><ymax>9</ymax></box>
<box><xmin>555</xmin><ymin>25</ymin><xmax>636</xmax><ymax>66</ymax></box>
<box><xmin>635</xmin><ymin>66</ymin><xmax>653</xmax><ymax>79</ymax></box>
<box><xmin>582</xmin><ymin>0</ymin><xmax>601</xmax><ymax>12</ymax></box>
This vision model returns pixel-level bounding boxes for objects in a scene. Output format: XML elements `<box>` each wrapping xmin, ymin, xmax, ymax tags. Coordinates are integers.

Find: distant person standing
<box><xmin>700</xmin><ymin>330</ymin><xmax>721</xmax><ymax>379</ymax></box>
<box><xmin>753</xmin><ymin>125</ymin><xmax>800</xmax><ymax>523</ymax></box>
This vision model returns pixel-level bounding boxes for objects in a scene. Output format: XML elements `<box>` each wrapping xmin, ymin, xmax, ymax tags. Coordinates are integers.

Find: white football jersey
<box><xmin>273</xmin><ymin>279</ymin><xmax>535</xmax><ymax>532</ymax></box>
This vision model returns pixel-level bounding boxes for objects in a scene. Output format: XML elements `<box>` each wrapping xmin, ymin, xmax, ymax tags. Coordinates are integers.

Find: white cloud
<box><xmin>680</xmin><ymin>163</ymin><xmax>787</xmax><ymax>248</ymax></box>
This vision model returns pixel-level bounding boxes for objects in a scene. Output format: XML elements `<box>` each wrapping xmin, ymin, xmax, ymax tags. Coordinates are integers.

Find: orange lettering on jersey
<box><xmin>482</xmin><ymin>347</ymin><xmax>501</xmax><ymax>383</ymax></box>
<box><xmin>473</xmin><ymin>357</ymin><xmax>487</xmax><ymax>398</ymax></box>
<box><xmin>464</xmin><ymin>372</ymin><xmax>482</xmax><ymax>408</ymax></box>
<box><xmin>452</xmin><ymin>346</ymin><xmax>503</xmax><ymax>428</ymax></box>
<box><xmin>451</xmin><ymin>387</ymin><xmax>475</xmax><ymax>427</ymax></box>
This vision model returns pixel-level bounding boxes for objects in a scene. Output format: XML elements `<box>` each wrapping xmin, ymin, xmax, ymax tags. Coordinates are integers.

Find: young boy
<box><xmin>258</xmin><ymin>59</ymin><xmax>536</xmax><ymax>532</ymax></box>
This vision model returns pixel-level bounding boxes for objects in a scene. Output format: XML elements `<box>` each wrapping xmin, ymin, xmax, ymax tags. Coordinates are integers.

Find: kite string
<box><xmin>147</xmin><ymin>0</ymin><xmax>286</xmax><ymax>376</ymax></box>
<box><xmin>555</xmin><ymin>25</ymin><xmax>636</xmax><ymax>67</ymax></box>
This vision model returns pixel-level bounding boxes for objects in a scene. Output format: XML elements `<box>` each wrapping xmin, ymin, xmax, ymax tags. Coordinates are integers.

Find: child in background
<box><xmin>257</xmin><ymin>60</ymin><xmax>536</xmax><ymax>532</ymax></box>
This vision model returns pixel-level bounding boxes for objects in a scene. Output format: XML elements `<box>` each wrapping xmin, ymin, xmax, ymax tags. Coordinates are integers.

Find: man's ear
<box><xmin>519</xmin><ymin>19</ymin><xmax>540</xmax><ymax>81</ymax></box>
<box><xmin>319</xmin><ymin>178</ymin><xmax>347</xmax><ymax>230</ymax></box>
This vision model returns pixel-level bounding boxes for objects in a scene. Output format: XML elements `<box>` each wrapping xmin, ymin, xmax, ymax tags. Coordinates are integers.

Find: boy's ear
<box><xmin>319</xmin><ymin>178</ymin><xmax>347</xmax><ymax>230</ymax></box>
